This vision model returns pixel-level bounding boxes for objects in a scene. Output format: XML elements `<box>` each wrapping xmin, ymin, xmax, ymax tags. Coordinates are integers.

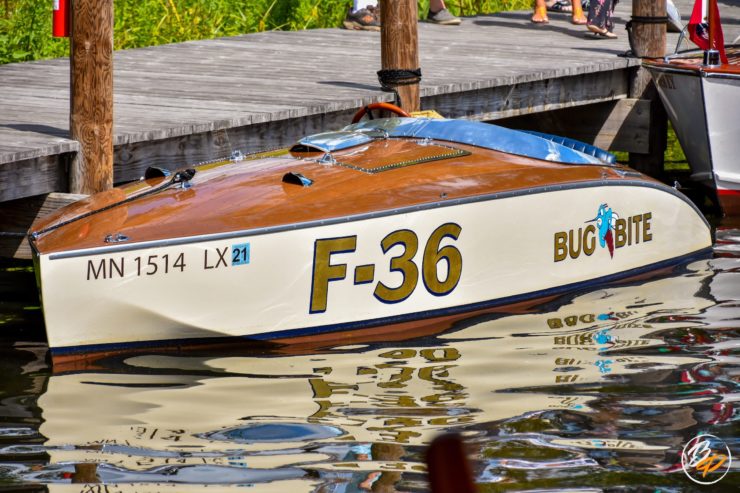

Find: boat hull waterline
<box><xmin>29</xmin><ymin>116</ymin><xmax>712</xmax><ymax>357</ymax></box>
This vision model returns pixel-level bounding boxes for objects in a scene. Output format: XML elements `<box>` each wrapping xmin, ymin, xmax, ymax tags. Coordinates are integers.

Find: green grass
<box><xmin>613</xmin><ymin>122</ymin><xmax>689</xmax><ymax>171</ymax></box>
<box><xmin>0</xmin><ymin>0</ymin><xmax>530</xmax><ymax>65</ymax></box>
<box><xmin>664</xmin><ymin>121</ymin><xmax>689</xmax><ymax>171</ymax></box>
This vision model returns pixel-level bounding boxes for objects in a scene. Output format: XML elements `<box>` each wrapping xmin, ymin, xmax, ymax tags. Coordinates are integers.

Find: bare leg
<box><xmin>429</xmin><ymin>0</ymin><xmax>446</xmax><ymax>12</ymax></box>
<box><xmin>532</xmin><ymin>0</ymin><xmax>549</xmax><ymax>23</ymax></box>
<box><xmin>571</xmin><ymin>0</ymin><xmax>586</xmax><ymax>24</ymax></box>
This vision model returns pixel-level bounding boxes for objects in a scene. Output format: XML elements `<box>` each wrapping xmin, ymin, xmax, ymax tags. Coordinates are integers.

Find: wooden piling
<box><xmin>69</xmin><ymin>0</ymin><xmax>114</xmax><ymax>194</ymax></box>
<box><xmin>379</xmin><ymin>0</ymin><xmax>420</xmax><ymax>113</ymax></box>
<box><xmin>426</xmin><ymin>433</ymin><xmax>476</xmax><ymax>493</ymax></box>
<box><xmin>628</xmin><ymin>0</ymin><xmax>667</xmax><ymax>179</ymax></box>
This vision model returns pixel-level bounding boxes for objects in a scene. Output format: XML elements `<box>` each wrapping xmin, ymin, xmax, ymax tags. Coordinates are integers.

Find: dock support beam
<box><xmin>69</xmin><ymin>0</ymin><xmax>114</xmax><ymax>194</ymax></box>
<box><xmin>379</xmin><ymin>0</ymin><xmax>420</xmax><ymax>113</ymax></box>
<box><xmin>628</xmin><ymin>0</ymin><xmax>667</xmax><ymax>180</ymax></box>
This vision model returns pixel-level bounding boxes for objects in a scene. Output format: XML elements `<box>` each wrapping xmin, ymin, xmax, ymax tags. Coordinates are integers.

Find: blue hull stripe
<box><xmin>50</xmin><ymin>247</ymin><xmax>713</xmax><ymax>357</ymax></box>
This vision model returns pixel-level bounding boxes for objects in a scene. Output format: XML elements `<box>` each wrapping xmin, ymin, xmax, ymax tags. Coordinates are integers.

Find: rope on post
<box><xmin>377</xmin><ymin>68</ymin><xmax>422</xmax><ymax>89</ymax></box>
<box><xmin>624</xmin><ymin>16</ymin><xmax>670</xmax><ymax>59</ymax></box>
<box><xmin>377</xmin><ymin>68</ymin><xmax>422</xmax><ymax>107</ymax></box>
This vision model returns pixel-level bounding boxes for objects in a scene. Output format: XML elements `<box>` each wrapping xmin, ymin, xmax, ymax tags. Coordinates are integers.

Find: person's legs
<box><xmin>532</xmin><ymin>0</ymin><xmax>549</xmax><ymax>23</ymax></box>
<box><xmin>586</xmin><ymin>0</ymin><xmax>617</xmax><ymax>37</ymax></box>
<box><xmin>546</xmin><ymin>1</ymin><xmax>572</xmax><ymax>13</ymax></box>
<box><xmin>344</xmin><ymin>1</ymin><xmax>380</xmax><ymax>30</ymax></box>
<box><xmin>427</xmin><ymin>0</ymin><xmax>461</xmax><ymax>25</ymax></box>
<box><xmin>430</xmin><ymin>0</ymin><xmax>445</xmax><ymax>11</ymax></box>
<box><xmin>571</xmin><ymin>0</ymin><xmax>586</xmax><ymax>24</ymax></box>
<box><xmin>352</xmin><ymin>0</ymin><xmax>375</xmax><ymax>12</ymax></box>
<box><xmin>587</xmin><ymin>0</ymin><xmax>605</xmax><ymax>28</ymax></box>
<box><xmin>603</xmin><ymin>0</ymin><xmax>616</xmax><ymax>33</ymax></box>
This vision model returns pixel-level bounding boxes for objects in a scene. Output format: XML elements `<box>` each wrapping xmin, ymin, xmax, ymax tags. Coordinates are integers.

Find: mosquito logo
<box><xmin>586</xmin><ymin>204</ymin><xmax>618</xmax><ymax>258</ymax></box>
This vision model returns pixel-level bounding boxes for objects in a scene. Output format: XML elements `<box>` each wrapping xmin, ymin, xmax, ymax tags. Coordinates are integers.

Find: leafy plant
<box><xmin>0</xmin><ymin>0</ymin><xmax>526</xmax><ymax>65</ymax></box>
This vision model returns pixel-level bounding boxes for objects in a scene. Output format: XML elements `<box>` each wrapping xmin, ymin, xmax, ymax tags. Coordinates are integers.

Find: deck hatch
<box><xmin>332</xmin><ymin>139</ymin><xmax>470</xmax><ymax>174</ymax></box>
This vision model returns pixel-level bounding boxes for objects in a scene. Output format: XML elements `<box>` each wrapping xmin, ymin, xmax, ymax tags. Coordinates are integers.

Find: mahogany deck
<box><xmin>31</xmin><ymin>137</ymin><xmax>643</xmax><ymax>255</ymax></box>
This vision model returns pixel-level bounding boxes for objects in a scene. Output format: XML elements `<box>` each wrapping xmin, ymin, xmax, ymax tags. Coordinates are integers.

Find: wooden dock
<box><xmin>1</xmin><ymin>0</ymin><xmax>738</xmax><ymax>257</ymax></box>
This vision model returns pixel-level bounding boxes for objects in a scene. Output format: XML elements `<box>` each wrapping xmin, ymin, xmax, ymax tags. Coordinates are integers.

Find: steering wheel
<box><xmin>351</xmin><ymin>102</ymin><xmax>411</xmax><ymax>124</ymax></box>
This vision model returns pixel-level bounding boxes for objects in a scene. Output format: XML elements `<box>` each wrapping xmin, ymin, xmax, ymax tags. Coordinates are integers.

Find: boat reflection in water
<box><xmin>2</xmin><ymin>251</ymin><xmax>738</xmax><ymax>491</ymax></box>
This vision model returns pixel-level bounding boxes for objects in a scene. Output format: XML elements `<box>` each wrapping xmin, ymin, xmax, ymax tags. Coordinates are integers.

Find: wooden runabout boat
<box><xmin>643</xmin><ymin>1</ymin><xmax>740</xmax><ymax>216</ymax></box>
<box><xmin>29</xmin><ymin>104</ymin><xmax>712</xmax><ymax>359</ymax></box>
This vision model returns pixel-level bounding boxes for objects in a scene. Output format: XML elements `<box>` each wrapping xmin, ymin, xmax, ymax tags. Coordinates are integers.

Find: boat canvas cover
<box><xmin>297</xmin><ymin>118</ymin><xmax>609</xmax><ymax>166</ymax></box>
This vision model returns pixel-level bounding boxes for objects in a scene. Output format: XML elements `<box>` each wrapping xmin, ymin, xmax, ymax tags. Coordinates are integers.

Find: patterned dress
<box><xmin>587</xmin><ymin>0</ymin><xmax>618</xmax><ymax>32</ymax></box>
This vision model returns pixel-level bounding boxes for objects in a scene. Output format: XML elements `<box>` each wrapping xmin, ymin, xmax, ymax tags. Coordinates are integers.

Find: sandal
<box><xmin>531</xmin><ymin>5</ymin><xmax>549</xmax><ymax>24</ymax></box>
<box><xmin>547</xmin><ymin>0</ymin><xmax>572</xmax><ymax>13</ymax></box>
<box><xmin>587</xmin><ymin>24</ymin><xmax>617</xmax><ymax>38</ymax></box>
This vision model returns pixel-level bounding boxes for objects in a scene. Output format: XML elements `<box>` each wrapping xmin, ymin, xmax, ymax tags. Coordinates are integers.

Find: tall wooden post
<box><xmin>69</xmin><ymin>0</ymin><xmax>114</xmax><ymax>194</ymax></box>
<box><xmin>379</xmin><ymin>0</ymin><xmax>420</xmax><ymax>113</ymax></box>
<box><xmin>628</xmin><ymin>0</ymin><xmax>667</xmax><ymax>179</ymax></box>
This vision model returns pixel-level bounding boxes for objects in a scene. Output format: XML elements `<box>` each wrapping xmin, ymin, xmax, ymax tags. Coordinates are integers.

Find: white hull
<box><xmin>648</xmin><ymin>61</ymin><xmax>740</xmax><ymax>193</ymax></box>
<box><xmin>37</xmin><ymin>183</ymin><xmax>710</xmax><ymax>355</ymax></box>
<box><xmin>704</xmin><ymin>75</ymin><xmax>740</xmax><ymax>191</ymax></box>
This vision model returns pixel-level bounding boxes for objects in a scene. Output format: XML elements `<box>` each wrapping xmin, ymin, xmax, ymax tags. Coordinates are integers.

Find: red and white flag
<box><xmin>688</xmin><ymin>0</ymin><xmax>728</xmax><ymax>64</ymax></box>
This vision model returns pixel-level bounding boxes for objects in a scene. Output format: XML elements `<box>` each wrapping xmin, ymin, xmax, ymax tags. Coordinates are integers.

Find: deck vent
<box><xmin>290</xmin><ymin>143</ymin><xmax>325</xmax><ymax>154</ymax></box>
<box><xmin>282</xmin><ymin>172</ymin><xmax>313</xmax><ymax>187</ymax></box>
<box><xmin>104</xmin><ymin>233</ymin><xmax>129</xmax><ymax>243</ymax></box>
<box><xmin>143</xmin><ymin>166</ymin><xmax>172</xmax><ymax>180</ymax></box>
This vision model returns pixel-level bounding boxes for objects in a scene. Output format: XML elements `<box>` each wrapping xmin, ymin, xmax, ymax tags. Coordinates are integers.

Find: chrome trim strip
<box><xmin>704</xmin><ymin>72</ymin><xmax>740</xmax><ymax>80</ymax></box>
<box><xmin>48</xmin><ymin>180</ymin><xmax>708</xmax><ymax>260</ymax></box>
<box><xmin>645</xmin><ymin>62</ymin><xmax>740</xmax><ymax>81</ymax></box>
<box><xmin>644</xmin><ymin>64</ymin><xmax>702</xmax><ymax>77</ymax></box>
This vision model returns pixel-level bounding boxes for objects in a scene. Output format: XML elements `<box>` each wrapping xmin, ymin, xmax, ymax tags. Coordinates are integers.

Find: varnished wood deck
<box><xmin>1</xmin><ymin>0</ymin><xmax>738</xmax><ymax>205</ymax></box>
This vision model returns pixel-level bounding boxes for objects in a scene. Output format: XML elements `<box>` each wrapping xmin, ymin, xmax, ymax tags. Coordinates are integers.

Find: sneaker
<box><xmin>343</xmin><ymin>7</ymin><xmax>380</xmax><ymax>31</ymax></box>
<box><xmin>426</xmin><ymin>8</ymin><xmax>461</xmax><ymax>25</ymax></box>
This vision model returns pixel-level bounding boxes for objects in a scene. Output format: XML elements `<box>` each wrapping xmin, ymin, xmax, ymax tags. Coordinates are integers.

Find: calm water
<box><xmin>0</xmin><ymin>228</ymin><xmax>738</xmax><ymax>492</ymax></box>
